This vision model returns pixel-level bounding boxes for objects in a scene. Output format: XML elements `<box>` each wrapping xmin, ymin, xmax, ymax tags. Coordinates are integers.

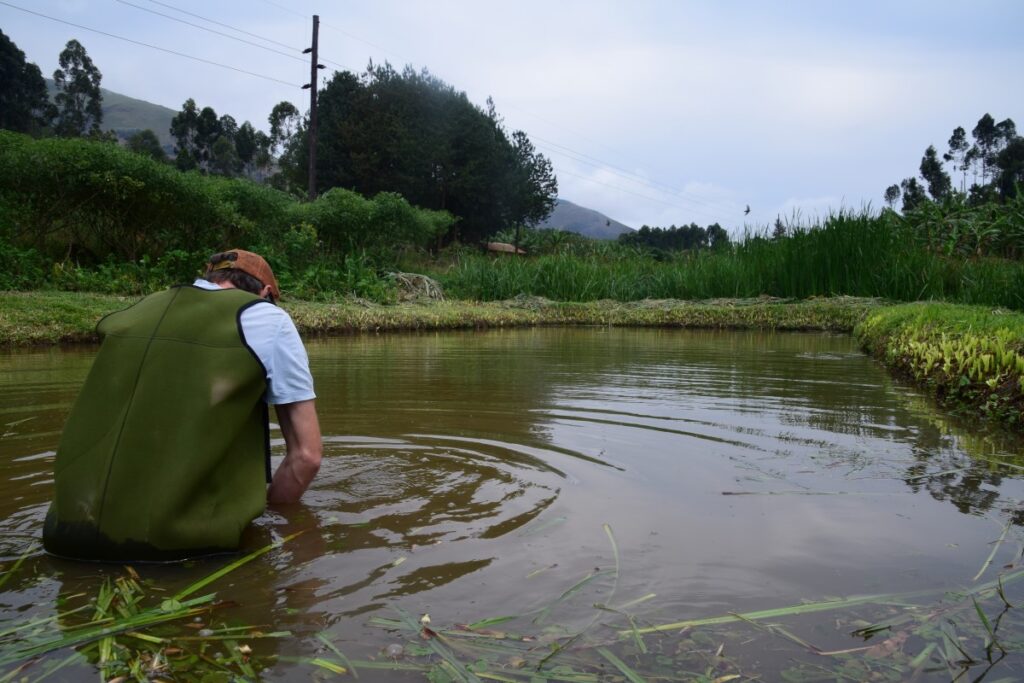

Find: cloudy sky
<box><xmin>3</xmin><ymin>0</ymin><xmax>1022</xmax><ymax>232</ymax></box>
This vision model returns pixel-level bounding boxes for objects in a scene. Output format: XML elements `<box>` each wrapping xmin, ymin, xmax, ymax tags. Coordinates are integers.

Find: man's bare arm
<box><xmin>268</xmin><ymin>399</ymin><xmax>322</xmax><ymax>503</ymax></box>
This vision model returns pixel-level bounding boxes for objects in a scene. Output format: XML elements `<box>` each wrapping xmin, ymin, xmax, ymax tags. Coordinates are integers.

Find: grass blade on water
<box><xmin>316</xmin><ymin>633</ymin><xmax>358</xmax><ymax>678</ymax></box>
<box><xmin>974</xmin><ymin>520</ymin><xmax>1012</xmax><ymax>582</ymax></box>
<box><xmin>595</xmin><ymin>647</ymin><xmax>647</xmax><ymax>683</ymax></box>
<box><xmin>0</xmin><ymin>544</ymin><xmax>37</xmax><ymax>592</ymax></box>
<box><xmin>173</xmin><ymin>530</ymin><xmax>306</xmax><ymax>601</ymax></box>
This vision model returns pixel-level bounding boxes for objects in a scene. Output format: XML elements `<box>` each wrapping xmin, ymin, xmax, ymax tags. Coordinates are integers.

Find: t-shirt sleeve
<box><xmin>239</xmin><ymin>304</ymin><xmax>316</xmax><ymax>405</ymax></box>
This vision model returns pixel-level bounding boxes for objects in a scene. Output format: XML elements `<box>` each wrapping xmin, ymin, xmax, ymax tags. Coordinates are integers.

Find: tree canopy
<box><xmin>0</xmin><ymin>29</ymin><xmax>53</xmax><ymax>135</ymax></box>
<box><xmin>52</xmin><ymin>39</ymin><xmax>103</xmax><ymax>138</ymax></box>
<box><xmin>170</xmin><ymin>98</ymin><xmax>271</xmax><ymax>180</ymax></box>
<box><xmin>886</xmin><ymin>113</ymin><xmax>1021</xmax><ymax>208</ymax></box>
<box><xmin>278</xmin><ymin>63</ymin><xmax>557</xmax><ymax>244</ymax></box>
<box><xmin>618</xmin><ymin>222</ymin><xmax>730</xmax><ymax>252</ymax></box>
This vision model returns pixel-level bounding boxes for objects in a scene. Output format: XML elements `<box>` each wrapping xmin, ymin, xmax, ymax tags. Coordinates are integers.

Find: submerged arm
<box><xmin>268</xmin><ymin>399</ymin><xmax>322</xmax><ymax>503</ymax></box>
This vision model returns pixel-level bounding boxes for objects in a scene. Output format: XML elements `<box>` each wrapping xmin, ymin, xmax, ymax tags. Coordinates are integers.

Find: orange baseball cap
<box><xmin>206</xmin><ymin>249</ymin><xmax>281</xmax><ymax>302</ymax></box>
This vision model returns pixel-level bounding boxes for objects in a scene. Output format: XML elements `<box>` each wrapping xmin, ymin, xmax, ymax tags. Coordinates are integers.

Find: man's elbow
<box><xmin>299</xmin><ymin>443</ymin><xmax>322</xmax><ymax>479</ymax></box>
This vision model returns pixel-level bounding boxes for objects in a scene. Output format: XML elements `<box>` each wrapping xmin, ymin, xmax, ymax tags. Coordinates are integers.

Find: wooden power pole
<box><xmin>304</xmin><ymin>15</ymin><xmax>321</xmax><ymax>201</ymax></box>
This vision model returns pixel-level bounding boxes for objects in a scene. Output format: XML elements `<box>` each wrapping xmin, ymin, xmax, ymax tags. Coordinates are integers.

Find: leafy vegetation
<box><xmin>0</xmin><ymin>130</ymin><xmax>452</xmax><ymax>301</ymax></box>
<box><xmin>857</xmin><ymin>302</ymin><xmax>1024</xmax><ymax>428</ymax></box>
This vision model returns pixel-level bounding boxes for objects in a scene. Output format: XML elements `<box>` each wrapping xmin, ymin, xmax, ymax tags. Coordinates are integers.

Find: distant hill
<box><xmin>45</xmin><ymin>80</ymin><xmax>177</xmax><ymax>149</ymax></box>
<box><xmin>536</xmin><ymin>198</ymin><xmax>633</xmax><ymax>240</ymax></box>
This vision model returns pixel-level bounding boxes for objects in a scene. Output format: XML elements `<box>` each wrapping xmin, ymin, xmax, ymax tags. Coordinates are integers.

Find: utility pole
<box><xmin>302</xmin><ymin>15</ymin><xmax>323</xmax><ymax>201</ymax></box>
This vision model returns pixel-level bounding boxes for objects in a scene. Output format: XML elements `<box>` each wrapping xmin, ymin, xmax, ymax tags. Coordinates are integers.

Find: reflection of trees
<box><xmin>897</xmin><ymin>392</ymin><xmax>1024</xmax><ymax>523</ymax></box>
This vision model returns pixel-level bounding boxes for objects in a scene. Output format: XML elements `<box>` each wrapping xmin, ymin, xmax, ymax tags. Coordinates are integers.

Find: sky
<box><xmin>2</xmin><ymin>0</ymin><xmax>1023</xmax><ymax>233</ymax></box>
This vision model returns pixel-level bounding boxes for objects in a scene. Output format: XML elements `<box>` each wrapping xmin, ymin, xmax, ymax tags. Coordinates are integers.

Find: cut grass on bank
<box><xmin>0</xmin><ymin>291</ymin><xmax>883</xmax><ymax>347</ymax></box>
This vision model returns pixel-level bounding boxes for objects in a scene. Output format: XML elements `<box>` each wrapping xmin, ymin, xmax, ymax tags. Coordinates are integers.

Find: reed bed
<box><xmin>439</xmin><ymin>210</ymin><xmax>1024</xmax><ymax>309</ymax></box>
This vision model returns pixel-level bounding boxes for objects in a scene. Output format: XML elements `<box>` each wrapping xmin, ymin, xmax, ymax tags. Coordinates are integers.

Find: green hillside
<box><xmin>45</xmin><ymin>79</ymin><xmax>177</xmax><ymax>149</ymax></box>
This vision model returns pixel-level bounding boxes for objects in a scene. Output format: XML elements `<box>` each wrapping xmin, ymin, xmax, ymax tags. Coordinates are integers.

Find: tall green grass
<box><xmin>439</xmin><ymin>209</ymin><xmax>1024</xmax><ymax>309</ymax></box>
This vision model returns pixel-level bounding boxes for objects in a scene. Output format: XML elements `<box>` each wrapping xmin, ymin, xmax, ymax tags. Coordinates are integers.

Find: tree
<box><xmin>209</xmin><ymin>135</ymin><xmax>240</xmax><ymax>176</ymax></box>
<box><xmin>232</xmin><ymin>121</ymin><xmax>271</xmax><ymax>179</ymax></box>
<box><xmin>919</xmin><ymin>145</ymin><xmax>951</xmax><ymax>201</ymax></box>
<box><xmin>884</xmin><ymin>184</ymin><xmax>901</xmax><ymax>209</ymax></box>
<box><xmin>170</xmin><ymin>99</ymin><xmax>226</xmax><ymax>173</ymax></box>
<box><xmin>52</xmin><ymin>39</ymin><xmax>103</xmax><ymax>137</ymax></box>
<box><xmin>707</xmin><ymin>224</ymin><xmax>729</xmax><ymax>249</ymax></box>
<box><xmin>772</xmin><ymin>216</ymin><xmax>786</xmax><ymax>240</ymax></box>
<box><xmin>283</xmin><ymin>64</ymin><xmax>557</xmax><ymax>243</ymax></box>
<box><xmin>0</xmin><ymin>29</ymin><xmax>54</xmax><ymax>134</ymax></box>
<box><xmin>509</xmin><ymin>130</ymin><xmax>557</xmax><ymax>227</ymax></box>
<box><xmin>995</xmin><ymin>137</ymin><xmax>1024</xmax><ymax>199</ymax></box>
<box><xmin>170</xmin><ymin>98</ymin><xmax>200</xmax><ymax>170</ymax></box>
<box><xmin>268</xmin><ymin>101</ymin><xmax>301</xmax><ymax>157</ymax></box>
<box><xmin>900</xmin><ymin>177</ymin><xmax>927</xmax><ymax>212</ymax></box>
<box><xmin>126</xmin><ymin>129</ymin><xmax>166</xmax><ymax>162</ymax></box>
<box><xmin>970</xmin><ymin>114</ymin><xmax>998</xmax><ymax>184</ymax></box>
<box><xmin>943</xmin><ymin>126</ymin><xmax>969</xmax><ymax>193</ymax></box>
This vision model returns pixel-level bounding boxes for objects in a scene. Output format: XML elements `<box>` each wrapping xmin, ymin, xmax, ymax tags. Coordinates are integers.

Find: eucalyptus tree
<box><xmin>919</xmin><ymin>145</ymin><xmax>951</xmax><ymax>201</ymax></box>
<box><xmin>52</xmin><ymin>39</ymin><xmax>103</xmax><ymax>137</ymax></box>
<box><xmin>884</xmin><ymin>184</ymin><xmax>901</xmax><ymax>209</ymax></box>
<box><xmin>900</xmin><ymin>177</ymin><xmax>927</xmax><ymax>212</ymax></box>
<box><xmin>943</xmin><ymin>127</ymin><xmax>969</xmax><ymax>192</ymax></box>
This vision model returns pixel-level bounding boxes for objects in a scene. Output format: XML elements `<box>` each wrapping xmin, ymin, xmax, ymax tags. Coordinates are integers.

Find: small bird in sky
<box><xmin>744</xmin><ymin>205</ymin><xmax>751</xmax><ymax>215</ymax></box>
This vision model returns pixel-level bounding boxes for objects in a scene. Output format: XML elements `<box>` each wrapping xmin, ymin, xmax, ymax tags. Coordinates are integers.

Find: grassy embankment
<box><xmin>856</xmin><ymin>302</ymin><xmax>1024</xmax><ymax>428</ymax></box>
<box><xmin>0</xmin><ymin>291</ymin><xmax>878</xmax><ymax>346</ymax></box>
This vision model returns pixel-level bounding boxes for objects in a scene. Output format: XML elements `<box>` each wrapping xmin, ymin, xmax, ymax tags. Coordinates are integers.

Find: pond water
<box><xmin>2</xmin><ymin>328</ymin><xmax>1024</xmax><ymax>681</ymax></box>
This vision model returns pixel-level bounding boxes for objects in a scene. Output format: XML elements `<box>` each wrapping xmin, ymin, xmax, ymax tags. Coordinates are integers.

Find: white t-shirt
<box><xmin>193</xmin><ymin>279</ymin><xmax>316</xmax><ymax>405</ymax></box>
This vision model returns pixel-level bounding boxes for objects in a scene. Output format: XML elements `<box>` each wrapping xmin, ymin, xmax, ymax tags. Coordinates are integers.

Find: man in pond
<box><xmin>42</xmin><ymin>249</ymin><xmax>322</xmax><ymax>562</ymax></box>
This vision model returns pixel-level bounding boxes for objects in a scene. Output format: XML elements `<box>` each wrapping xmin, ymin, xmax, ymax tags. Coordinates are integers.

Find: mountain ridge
<box><xmin>536</xmin><ymin>198</ymin><xmax>633</xmax><ymax>240</ymax></box>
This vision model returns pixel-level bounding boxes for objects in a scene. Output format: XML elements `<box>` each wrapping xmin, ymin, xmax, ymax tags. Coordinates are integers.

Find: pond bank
<box><xmin>856</xmin><ymin>302</ymin><xmax>1024</xmax><ymax>430</ymax></box>
<box><xmin>0</xmin><ymin>291</ymin><xmax>881</xmax><ymax>346</ymax></box>
<box><xmin>2</xmin><ymin>291</ymin><xmax>1022</xmax><ymax>431</ymax></box>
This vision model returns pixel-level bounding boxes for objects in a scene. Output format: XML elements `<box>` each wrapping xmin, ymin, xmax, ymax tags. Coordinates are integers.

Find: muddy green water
<box><xmin>3</xmin><ymin>328</ymin><xmax>1024</xmax><ymax>681</ymax></box>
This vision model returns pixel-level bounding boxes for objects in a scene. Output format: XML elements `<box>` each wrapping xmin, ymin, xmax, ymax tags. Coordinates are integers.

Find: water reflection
<box><xmin>2</xmin><ymin>328</ymin><xmax>1024</xmax><ymax>680</ymax></box>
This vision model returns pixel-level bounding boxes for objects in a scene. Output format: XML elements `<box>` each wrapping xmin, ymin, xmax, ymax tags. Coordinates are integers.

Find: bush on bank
<box><xmin>856</xmin><ymin>303</ymin><xmax>1024</xmax><ymax>428</ymax></box>
<box><xmin>0</xmin><ymin>131</ymin><xmax>453</xmax><ymax>300</ymax></box>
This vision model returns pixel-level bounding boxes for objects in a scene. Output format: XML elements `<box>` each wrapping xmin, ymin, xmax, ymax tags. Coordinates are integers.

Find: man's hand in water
<box><xmin>268</xmin><ymin>399</ymin><xmax>322</xmax><ymax>503</ymax></box>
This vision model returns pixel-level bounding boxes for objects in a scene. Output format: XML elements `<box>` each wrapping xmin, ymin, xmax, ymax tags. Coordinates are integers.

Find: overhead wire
<box><xmin>146</xmin><ymin>0</ymin><xmax>298</xmax><ymax>51</ymax></box>
<box><xmin>531</xmin><ymin>134</ymin><xmax>739</xmax><ymax>215</ymax></box>
<box><xmin>253</xmin><ymin>2</ymin><xmax>741</xmax><ymax>222</ymax></box>
<box><xmin>141</xmin><ymin>0</ymin><xmax>353</xmax><ymax>73</ymax></box>
<box><xmin>555</xmin><ymin>168</ymin><xmax>725</xmax><ymax>224</ymax></box>
<box><xmin>114</xmin><ymin>0</ymin><xmax>306</xmax><ymax>63</ymax></box>
<box><xmin>535</xmin><ymin>143</ymin><xmax>727</xmax><ymax>222</ymax></box>
<box><xmin>3</xmin><ymin>0</ymin><xmax>739</xmax><ymax>222</ymax></box>
<box><xmin>0</xmin><ymin>1</ymin><xmax>302</xmax><ymax>88</ymax></box>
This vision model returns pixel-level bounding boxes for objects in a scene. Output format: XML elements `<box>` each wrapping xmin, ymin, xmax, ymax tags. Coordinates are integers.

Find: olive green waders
<box><xmin>43</xmin><ymin>286</ymin><xmax>272</xmax><ymax>562</ymax></box>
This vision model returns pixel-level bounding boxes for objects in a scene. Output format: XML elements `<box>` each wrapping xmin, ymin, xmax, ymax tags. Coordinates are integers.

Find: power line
<box><xmin>257</xmin><ymin>0</ymin><xmax>402</xmax><ymax>63</ymax></box>
<box><xmin>556</xmin><ymin>168</ymin><xmax>725</xmax><ymax>224</ymax></box>
<box><xmin>252</xmin><ymin>2</ymin><xmax>743</xmax><ymax>221</ymax></box>
<box><xmin>146</xmin><ymin>0</ymin><xmax>298</xmax><ymax>51</ymax></box>
<box><xmin>115</xmin><ymin>0</ymin><xmax>306</xmax><ymax>63</ymax></box>
<box><xmin>148</xmin><ymin>0</ymin><xmax>353</xmax><ymax>72</ymax></box>
<box><xmin>532</xmin><ymin>135</ymin><xmax>740</xmax><ymax>216</ymax></box>
<box><xmin>0</xmin><ymin>1</ymin><xmax>301</xmax><ymax>88</ymax></box>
